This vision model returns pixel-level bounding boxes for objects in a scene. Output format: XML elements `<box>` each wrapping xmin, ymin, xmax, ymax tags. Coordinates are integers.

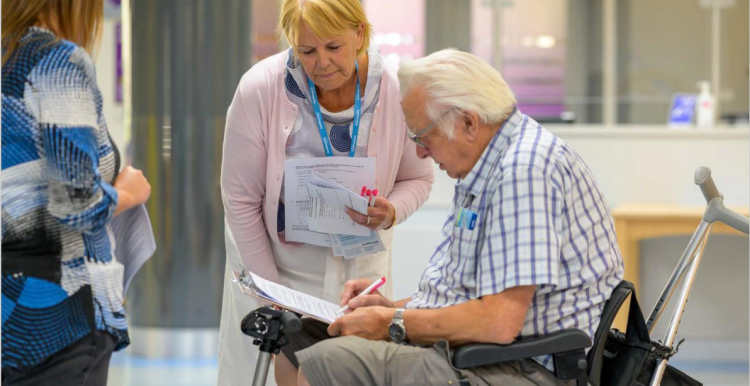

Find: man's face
<box><xmin>401</xmin><ymin>87</ymin><xmax>474</xmax><ymax>179</ymax></box>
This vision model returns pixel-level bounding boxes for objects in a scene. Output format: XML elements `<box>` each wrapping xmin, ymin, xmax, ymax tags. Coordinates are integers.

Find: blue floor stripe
<box><xmin>109</xmin><ymin>352</ymin><xmax>748</xmax><ymax>375</ymax></box>
<box><xmin>669</xmin><ymin>360</ymin><xmax>749</xmax><ymax>374</ymax></box>
<box><xmin>110</xmin><ymin>353</ymin><xmax>218</xmax><ymax>368</ymax></box>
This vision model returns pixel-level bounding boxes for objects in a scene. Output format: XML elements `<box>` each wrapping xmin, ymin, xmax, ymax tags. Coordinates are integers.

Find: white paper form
<box><xmin>306</xmin><ymin>184</ymin><xmax>369</xmax><ymax>236</ymax></box>
<box><xmin>330</xmin><ymin>235</ymin><xmax>344</xmax><ymax>257</ymax></box>
<box><xmin>308</xmin><ymin>173</ymin><xmax>386</xmax><ymax>258</ymax></box>
<box><xmin>111</xmin><ymin>204</ymin><xmax>156</xmax><ymax>293</ymax></box>
<box><xmin>240</xmin><ymin>271</ymin><xmax>341</xmax><ymax>324</ymax></box>
<box><xmin>284</xmin><ymin>157</ymin><xmax>375</xmax><ymax>246</ymax></box>
<box><xmin>333</xmin><ymin>231</ymin><xmax>386</xmax><ymax>259</ymax></box>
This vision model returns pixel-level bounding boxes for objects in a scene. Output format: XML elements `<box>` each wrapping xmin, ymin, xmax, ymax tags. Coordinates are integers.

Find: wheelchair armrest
<box><xmin>452</xmin><ymin>329</ymin><xmax>592</xmax><ymax>370</ymax></box>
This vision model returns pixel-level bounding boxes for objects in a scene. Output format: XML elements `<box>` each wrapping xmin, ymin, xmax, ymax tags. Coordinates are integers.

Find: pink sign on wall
<box><xmin>471</xmin><ymin>0</ymin><xmax>568</xmax><ymax>118</ymax></box>
<box><xmin>364</xmin><ymin>0</ymin><xmax>425</xmax><ymax>67</ymax></box>
<box><xmin>115</xmin><ymin>21</ymin><xmax>122</xmax><ymax>103</ymax></box>
<box><xmin>251</xmin><ymin>0</ymin><xmax>281</xmax><ymax>64</ymax></box>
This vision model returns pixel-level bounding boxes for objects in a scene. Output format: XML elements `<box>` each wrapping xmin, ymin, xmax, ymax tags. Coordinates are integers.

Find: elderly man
<box><xmin>280</xmin><ymin>49</ymin><xmax>624</xmax><ymax>386</ymax></box>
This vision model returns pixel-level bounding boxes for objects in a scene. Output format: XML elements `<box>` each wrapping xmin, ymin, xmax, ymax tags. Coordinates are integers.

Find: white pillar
<box><xmin>603</xmin><ymin>0</ymin><xmax>617</xmax><ymax>125</ymax></box>
<box><xmin>711</xmin><ymin>0</ymin><xmax>722</xmax><ymax>120</ymax></box>
<box><xmin>491</xmin><ymin>0</ymin><xmax>504</xmax><ymax>72</ymax></box>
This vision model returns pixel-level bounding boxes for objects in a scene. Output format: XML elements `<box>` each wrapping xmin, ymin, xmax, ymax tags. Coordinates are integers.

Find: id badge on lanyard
<box><xmin>306</xmin><ymin>62</ymin><xmax>362</xmax><ymax>157</ymax></box>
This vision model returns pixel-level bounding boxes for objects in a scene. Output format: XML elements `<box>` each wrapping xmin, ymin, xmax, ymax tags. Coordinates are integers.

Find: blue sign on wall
<box><xmin>668</xmin><ymin>94</ymin><xmax>697</xmax><ymax>126</ymax></box>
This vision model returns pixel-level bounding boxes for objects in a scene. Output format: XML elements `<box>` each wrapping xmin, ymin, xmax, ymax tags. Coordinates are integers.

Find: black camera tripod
<box><xmin>241</xmin><ymin>306</ymin><xmax>302</xmax><ymax>386</ymax></box>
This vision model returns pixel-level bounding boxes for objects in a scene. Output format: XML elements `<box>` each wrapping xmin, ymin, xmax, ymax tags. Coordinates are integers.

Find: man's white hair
<box><xmin>397</xmin><ymin>49</ymin><xmax>517</xmax><ymax>139</ymax></box>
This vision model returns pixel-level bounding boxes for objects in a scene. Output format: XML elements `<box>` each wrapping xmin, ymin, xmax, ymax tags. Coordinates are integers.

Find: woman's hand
<box><xmin>345</xmin><ymin>197</ymin><xmax>396</xmax><ymax>230</ymax></box>
<box><xmin>114</xmin><ymin>166</ymin><xmax>151</xmax><ymax>215</ymax></box>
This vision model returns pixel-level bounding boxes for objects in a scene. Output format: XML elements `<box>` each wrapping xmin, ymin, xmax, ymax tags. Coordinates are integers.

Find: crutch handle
<box><xmin>705</xmin><ymin>198</ymin><xmax>750</xmax><ymax>235</ymax></box>
<box><xmin>694</xmin><ymin>167</ymin><xmax>723</xmax><ymax>203</ymax></box>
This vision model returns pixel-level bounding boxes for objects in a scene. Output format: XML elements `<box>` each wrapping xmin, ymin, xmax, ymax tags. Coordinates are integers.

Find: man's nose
<box><xmin>416</xmin><ymin>145</ymin><xmax>429</xmax><ymax>160</ymax></box>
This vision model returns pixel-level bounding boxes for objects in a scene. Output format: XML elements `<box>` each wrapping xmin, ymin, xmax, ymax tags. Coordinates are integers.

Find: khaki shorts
<box><xmin>297</xmin><ymin>335</ymin><xmax>572</xmax><ymax>386</ymax></box>
<box><xmin>280</xmin><ymin>318</ymin><xmax>331</xmax><ymax>368</ymax></box>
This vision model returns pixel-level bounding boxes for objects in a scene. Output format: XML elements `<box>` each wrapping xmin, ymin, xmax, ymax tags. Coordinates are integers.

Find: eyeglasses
<box><xmin>407</xmin><ymin>108</ymin><xmax>456</xmax><ymax>148</ymax></box>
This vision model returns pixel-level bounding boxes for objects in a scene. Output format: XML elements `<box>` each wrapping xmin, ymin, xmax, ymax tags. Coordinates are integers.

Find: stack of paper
<box><xmin>307</xmin><ymin>174</ymin><xmax>387</xmax><ymax>259</ymax></box>
<box><xmin>283</xmin><ymin>157</ymin><xmax>386</xmax><ymax>259</ymax></box>
<box><xmin>233</xmin><ymin>271</ymin><xmax>341</xmax><ymax>324</ymax></box>
<box><xmin>284</xmin><ymin>157</ymin><xmax>375</xmax><ymax>247</ymax></box>
<box><xmin>306</xmin><ymin>173</ymin><xmax>369</xmax><ymax>236</ymax></box>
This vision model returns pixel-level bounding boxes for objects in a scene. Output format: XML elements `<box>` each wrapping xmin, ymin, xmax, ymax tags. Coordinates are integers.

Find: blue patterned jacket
<box><xmin>2</xmin><ymin>27</ymin><xmax>128</xmax><ymax>371</ymax></box>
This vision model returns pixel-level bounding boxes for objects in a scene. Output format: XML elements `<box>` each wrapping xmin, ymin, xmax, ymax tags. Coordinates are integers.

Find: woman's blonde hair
<box><xmin>398</xmin><ymin>49</ymin><xmax>517</xmax><ymax>139</ymax></box>
<box><xmin>278</xmin><ymin>0</ymin><xmax>372</xmax><ymax>58</ymax></box>
<box><xmin>2</xmin><ymin>0</ymin><xmax>103</xmax><ymax>65</ymax></box>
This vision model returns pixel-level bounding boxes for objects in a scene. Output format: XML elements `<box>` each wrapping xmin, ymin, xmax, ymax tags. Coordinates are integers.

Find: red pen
<box><xmin>369</xmin><ymin>189</ymin><xmax>379</xmax><ymax>206</ymax></box>
<box><xmin>360</xmin><ymin>186</ymin><xmax>367</xmax><ymax>197</ymax></box>
<box><xmin>337</xmin><ymin>276</ymin><xmax>387</xmax><ymax>314</ymax></box>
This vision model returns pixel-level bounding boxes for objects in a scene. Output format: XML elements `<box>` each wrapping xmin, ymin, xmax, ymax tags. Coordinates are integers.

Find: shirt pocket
<box><xmin>451</xmin><ymin>209</ymin><xmax>481</xmax><ymax>263</ymax></box>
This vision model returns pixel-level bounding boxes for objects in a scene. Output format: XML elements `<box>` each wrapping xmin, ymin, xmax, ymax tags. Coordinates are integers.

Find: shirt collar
<box><xmin>457</xmin><ymin>107</ymin><xmax>525</xmax><ymax>197</ymax></box>
<box><xmin>23</xmin><ymin>26</ymin><xmax>55</xmax><ymax>41</ymax></box>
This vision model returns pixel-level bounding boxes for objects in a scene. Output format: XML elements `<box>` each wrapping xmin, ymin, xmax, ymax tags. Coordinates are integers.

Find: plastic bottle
<box><xmin>696</xmin><ymin>81</ymin><xmax>715</xmax><ymax>128</ymax></box>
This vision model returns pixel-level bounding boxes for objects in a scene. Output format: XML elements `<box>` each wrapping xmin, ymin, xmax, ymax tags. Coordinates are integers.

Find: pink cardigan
<box><xmin>221</xmin><ymin>52</ymin><xmax>435</xmax><ymax>282</ymax></box>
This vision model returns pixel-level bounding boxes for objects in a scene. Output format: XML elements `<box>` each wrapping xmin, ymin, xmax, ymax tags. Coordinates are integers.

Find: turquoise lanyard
<box><xmin>306</xmin><ymin>62</ymin><xmax>361</xmax><ymax>157</ymax></box>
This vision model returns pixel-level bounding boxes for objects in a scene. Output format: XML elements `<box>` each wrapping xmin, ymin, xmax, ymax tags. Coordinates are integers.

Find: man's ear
<box><xmin>462</xmin><ymin>111</ymin><xmax>482</xmax><ymax>143</ymax></box>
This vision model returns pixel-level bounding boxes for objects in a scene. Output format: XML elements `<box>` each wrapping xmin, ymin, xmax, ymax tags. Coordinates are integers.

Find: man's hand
<box><xmin>328</xmin><ymin>306</ymin><xmax>395</xmax><ymax>341</ymax></box>
<box><xmin>340</xmin><ymin>278</ymin><xmax>394</xmax><ymax>313</ymax></box>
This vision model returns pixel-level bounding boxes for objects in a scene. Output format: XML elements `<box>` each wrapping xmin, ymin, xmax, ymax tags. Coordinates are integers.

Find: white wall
<box><xmin>392</xmin><ymin>126</ymin><xmax>750</xmax><ymax>300</ymax></box>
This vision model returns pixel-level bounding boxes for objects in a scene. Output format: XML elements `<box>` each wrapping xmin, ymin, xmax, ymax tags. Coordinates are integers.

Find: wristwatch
<box><xmin>389</xmin><ymin>308</ymin><xmax>407</xmax><ymax>343</ymax></box>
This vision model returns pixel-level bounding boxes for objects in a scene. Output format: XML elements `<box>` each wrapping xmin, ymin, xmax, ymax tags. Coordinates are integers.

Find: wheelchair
<box><xmin>241</xmin><ymin>167</ymin><xmax>749</xmax><ymax>386</ymax></box>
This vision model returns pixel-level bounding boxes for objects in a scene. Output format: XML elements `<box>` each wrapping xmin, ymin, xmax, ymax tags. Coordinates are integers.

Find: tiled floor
<box><xmin>108</xmin><ymin>353</ymin><xmax>221</xmax><ymax>386</ymax></box>
<box><xmin>107</xmin><ymin>352</ymin><xmax>748</xmax><ymax>386</ymax></box>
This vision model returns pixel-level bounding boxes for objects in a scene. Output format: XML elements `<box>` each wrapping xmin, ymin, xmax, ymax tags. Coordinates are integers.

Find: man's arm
<box><xmin>328</xmin><ymin>285</ymin><xmax>535</xmax><ymax>347</ymax></box>
<box><xmin>392</xmin><ymin>298</ymin><xmax>411</xmax><ymax>308</ymax></box>
<box><xmin>403</xmin><ymin>285</ymin><xmax>535</xmax><ymax>346</ymax></box>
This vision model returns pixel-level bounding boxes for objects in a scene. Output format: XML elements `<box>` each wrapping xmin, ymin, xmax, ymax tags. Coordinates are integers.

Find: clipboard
<box><xmin>231</xmin><ymin>271</ymin><xmax>339</xmax><ymax>324</ymax></box>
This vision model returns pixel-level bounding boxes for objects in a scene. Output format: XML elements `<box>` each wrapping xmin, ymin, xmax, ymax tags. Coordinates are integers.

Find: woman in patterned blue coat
<box><xmin>2</xmin><ymin>1</ymin><xmax>151</xmax><ymax>384</ymax></box>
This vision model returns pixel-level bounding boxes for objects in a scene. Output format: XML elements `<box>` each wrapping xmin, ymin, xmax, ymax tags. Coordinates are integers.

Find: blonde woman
<box><xmin>2</xmin><ymin>1</ymin><xmax>151</xmax><ymax>384</ymax></box>
<box><xmin>218</xmin><ymin>0</ymin><xmax>434</xmax><ymax>384</ymax></box>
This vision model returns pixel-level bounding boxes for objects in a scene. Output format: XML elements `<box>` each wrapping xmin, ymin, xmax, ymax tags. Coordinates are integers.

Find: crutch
<box><xmin>645</xmin><ymin>167</ymin><xmax>749</xmax><ymax>386</ymax></box>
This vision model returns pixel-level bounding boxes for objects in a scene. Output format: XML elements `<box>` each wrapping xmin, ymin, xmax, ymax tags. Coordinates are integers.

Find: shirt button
<box><xmin>438</xmin><ymin>260</ymin><xmax>444</xmax><ymax>267</ymax></box>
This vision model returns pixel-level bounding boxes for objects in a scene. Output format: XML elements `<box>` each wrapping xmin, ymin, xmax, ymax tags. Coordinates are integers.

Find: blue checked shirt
<box><xmin>406</xmin><ymin>108</ymin><xmax>624</xmax><ymax>370</ymax></box>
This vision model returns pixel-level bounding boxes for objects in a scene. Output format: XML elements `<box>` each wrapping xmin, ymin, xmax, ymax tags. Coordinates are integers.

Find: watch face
<box><xmin>389</xmin><ymin>323</ymin><xmax>405</xmax><ymax>343</ymax></box>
